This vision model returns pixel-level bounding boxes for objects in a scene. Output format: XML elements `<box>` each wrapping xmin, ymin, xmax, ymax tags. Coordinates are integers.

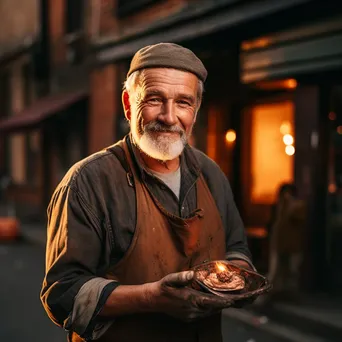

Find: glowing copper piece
<box><xmin>216</xmin><ymin>262</ymin><xmax>228</xmax><ymax>273</ymax></box>
<box><xmin>196</xmin><ymin>262</ymin><xmax>245</xmax><ymax>291</ymax></box>
<box><xmin>192</xmin><ymin>260</ymin><xmax>272</xmax><ymax>299</ymax></box>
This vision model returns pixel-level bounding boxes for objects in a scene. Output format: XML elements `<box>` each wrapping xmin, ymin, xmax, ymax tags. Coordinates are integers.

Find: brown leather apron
<box><xmin>72</xmin><ymin>140</ymin><xmax>225</xmax><ymax>341</ymax></box>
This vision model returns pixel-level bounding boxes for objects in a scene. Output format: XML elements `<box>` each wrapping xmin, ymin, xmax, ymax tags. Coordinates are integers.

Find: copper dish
<box><xmin>191</xmin><ymin>260</ymin><xmax>272</xmax><ymax>300</ymax></box>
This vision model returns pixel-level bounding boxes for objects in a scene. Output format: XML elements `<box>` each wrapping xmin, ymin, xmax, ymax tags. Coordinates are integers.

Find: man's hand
<box><xmin>227</xmin><ymin>260</ymin><xmax>259</xmax><ymax>308</ymax></box>
<box><xmin>147</xmin><ymin>271</ymin><xmax>235</xmax><ymax>322</ymax></box>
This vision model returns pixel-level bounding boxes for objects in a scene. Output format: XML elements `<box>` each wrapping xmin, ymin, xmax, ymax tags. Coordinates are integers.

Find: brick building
<box><xmin>0</xmin><ymin>0</ymin><xmax>88</xmax><ymax>219</ymax></box>
<box><xmin>0</xmin><ymin>0</ymin><xmax>41</xmax><ymax>214</ymax></box>
<box><xmin>1</xmin><ymin>0</ymin><xmax>342</xmax><ymax>295</ymax></box>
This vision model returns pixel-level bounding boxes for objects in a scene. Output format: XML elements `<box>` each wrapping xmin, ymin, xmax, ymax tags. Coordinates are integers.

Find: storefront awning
<box><xmin>94</xmin><ymin>0</ymin><xmax>313</xmax><ymax>63</ymax></box>
<box><xmin>240</xmin><ymin>16</ymin><xmax>342</xmax><ymax>83</ymax></box>
<box><xmin>0</xmin><ymin>89</ymin><xmax>88</xmax><ymax>133</ymax></box>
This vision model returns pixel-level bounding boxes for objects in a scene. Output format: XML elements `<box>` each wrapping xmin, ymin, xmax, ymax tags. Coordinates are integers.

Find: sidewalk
<box><xmin>0</xmin><ymin>202</ymin><xmax>47</xmax><ymax>247</ymax></box>
<box><xmin>226</xmin><ymin>294</ymin><xmax>342</xmax><ymax>342</ymax></box>
<box><xmin>223</xmin><ymin>308</ymin><xmax>328</xmax><ymax>342</ymax></box>
<box><xmin>17</xmin><ymin>221</ymin><xmax>342</xmax><ymax>342</ymax></box>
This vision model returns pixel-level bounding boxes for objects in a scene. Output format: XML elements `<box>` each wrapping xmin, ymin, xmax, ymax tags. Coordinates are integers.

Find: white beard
<box><xmin>139</xmin><ymin>133</ymin><xmax>185</xmax><ymax>161</ymax></box>
<box><xmin>131</xmin><ymin>118</ymin><xmax>187</xmax><ymax>161</ymax></box>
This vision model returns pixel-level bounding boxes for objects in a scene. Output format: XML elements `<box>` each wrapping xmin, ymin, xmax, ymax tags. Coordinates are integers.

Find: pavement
<box><xmin>8</xmin><ymin>222</ymin><xmax>342</xmax><ymax>342</ymax></box>
<box><xmin>0</xmin><ymin>240</ymin><xmax>66</xmax><ymax>342</ymax></box>
<box><xmin>0</xmin><ymin>237</ymin><xmax>289</xmax><ymax>342</ymax></box>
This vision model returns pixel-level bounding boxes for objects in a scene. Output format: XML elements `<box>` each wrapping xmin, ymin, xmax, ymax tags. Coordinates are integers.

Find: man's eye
<box><xmin>148</xmin><ymin>98</ymin><xmax>161</xmax><ymax>103</ymax></box>
<box><xmin>178</xmin><ymin>100</ymin><xmax>191</xmax><ymax>106</ymax></box>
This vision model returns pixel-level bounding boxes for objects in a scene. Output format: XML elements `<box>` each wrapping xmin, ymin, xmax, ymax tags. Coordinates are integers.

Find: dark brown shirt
<box><xmin>41</xmin><ymin>135</ymin><xmax>252</xmax><ymax>339</ymax></box>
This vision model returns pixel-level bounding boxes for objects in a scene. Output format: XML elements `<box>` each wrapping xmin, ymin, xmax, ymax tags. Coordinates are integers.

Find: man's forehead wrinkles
<box><xmin>144</xmin><ymin>89</ymin><xmax>165</xmax><ymax>96</ymax></box>
<box><xmin>142</xmin><ymin>77</ymin><xmax>187</xmax><ymax>87</ymax></box>
<box><xmin>142</xmin><ymin>81</ymin><xmax>197</xmax><ymax>94</ymax></box>
<box><xmin>143</xmin><ymin>87</ymin><xmax>196</xmax><ymax>100</ymax></box>
<box><xmin>135</xmin><ymin>69</ymin><xmax>198</xmax><ymax>102</ymax></box>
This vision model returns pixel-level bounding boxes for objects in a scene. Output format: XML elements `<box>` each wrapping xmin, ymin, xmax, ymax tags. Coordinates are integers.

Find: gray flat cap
<box><xmin>127</xmin><ymin>43</ymin><xmax>207</xmax><ymax>82</ymax></box>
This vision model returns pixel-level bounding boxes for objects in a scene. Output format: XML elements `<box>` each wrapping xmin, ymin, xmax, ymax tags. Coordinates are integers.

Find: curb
<box><xmin>222</xmin><ymin>308</ymin><xmax>328</xmax><ymax>342</ymax></box>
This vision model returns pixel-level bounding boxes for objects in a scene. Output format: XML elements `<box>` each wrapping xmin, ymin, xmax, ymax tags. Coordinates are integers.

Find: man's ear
<box><xmin>122</xmin><ymin>90</ymin><xmax>131</xmax><ymax>121</ymax></box>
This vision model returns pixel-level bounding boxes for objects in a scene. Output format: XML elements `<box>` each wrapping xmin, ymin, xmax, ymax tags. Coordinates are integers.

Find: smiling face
<box><xmin>122</xmin><ymin>68</ymin><xmax>201</xmax><ymax>161</ymax></box>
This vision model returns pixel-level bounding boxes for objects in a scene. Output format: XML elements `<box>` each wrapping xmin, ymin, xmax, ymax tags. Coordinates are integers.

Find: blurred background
<box><xmin>0</xmin><ymin>0</ymin><xmax>342</xmax><ymax>341</ymax></box>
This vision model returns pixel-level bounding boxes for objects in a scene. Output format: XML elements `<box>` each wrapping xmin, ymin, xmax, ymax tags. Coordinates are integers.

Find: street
<box><xmin>0</xmin><ymin>240</ymin><xmax>66</xmax><ymax>342</ymax></box>
<box><xmin>0</xmin><ymin>240</ymin><xmax>283</xmax><ymax>342</ymax></box>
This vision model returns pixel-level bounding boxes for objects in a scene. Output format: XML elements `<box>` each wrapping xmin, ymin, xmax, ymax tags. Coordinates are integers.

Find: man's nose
<box><xmin>159</xmin><ymin>101</ymin><xmax>177</xmax><ymax>126</ymax></box>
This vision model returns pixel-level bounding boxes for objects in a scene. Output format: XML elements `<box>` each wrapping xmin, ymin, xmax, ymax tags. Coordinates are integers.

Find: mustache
<box><xmin>144</xmin><ymin>121</ymin><xmax>185</xmax><ymax>135</ymax></box>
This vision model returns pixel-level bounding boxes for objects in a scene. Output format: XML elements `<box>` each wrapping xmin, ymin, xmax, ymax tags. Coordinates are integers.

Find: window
<box><xmin>0</xmin><ymin>70</ymin><xmax>11</xmax><ymax>119</ymax></box>
<box><xmin>7</xmin><ymin>64</ymin><xmax>27</xmax><ymax>185</ymax></box>
<box><xmin>117</xmin><ymin>0</ymin><xmax>163</xmax><ymax>17</ymax></box>
<box><xmin>250</xmin><ymin>101</ymin><xmax>294</xmax><ymax>204</ymax></box>
<box><xmin>65</xmin><ymin>0</ymin><xmax>86</xmax><ymax>64</ymax></box>
<box><xmin>22</xmin><ymin>63</ymin><xmax>32</xmax><ymax>106</ymax></box>
<box><xmin>9</xmin><ymin>134</ymin><xmax>27</xmax><ymax>185</ymax></box>
<box><xmin>65</xmin><ymin>0</ymin><xmax>84</xmax><ymax>33</ymax></box>
<box><xmin>0</xmin><ymin>70</ymin><xmax>12</xmax><ymax>177</ymax></box>
<box><xmin>22</xmin><ymin>63</ymin><xmax>40</xmax><ymax>186</ymax></box>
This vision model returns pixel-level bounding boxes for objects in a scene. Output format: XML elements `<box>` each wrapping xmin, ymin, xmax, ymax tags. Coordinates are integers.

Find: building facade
<box><xmin>0</xmin><ymin>0</ymin><xmax>89</xmax><ymax>220</ymax></box>
<box><xmin>0</xmin><ymin>0</ymin><xmax>43</xmax><ymax>218</ymax></box>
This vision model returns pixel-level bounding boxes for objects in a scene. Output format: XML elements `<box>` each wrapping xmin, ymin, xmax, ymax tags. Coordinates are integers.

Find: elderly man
<box><xmin>41</xmin><ymin>43</ymin><xmax>254</xmax><ymax>342</ymax></box>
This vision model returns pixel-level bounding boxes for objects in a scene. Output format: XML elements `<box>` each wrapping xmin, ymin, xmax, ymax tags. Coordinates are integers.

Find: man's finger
<box><xmin>197</xmin><ymin>295</ymin><xmax>234</xmax><ymax>310</ymax></box>
<box><xmin>163</xmin><ymin>271</ymin><xmax>194</xmax><ymax>287</ymax></box>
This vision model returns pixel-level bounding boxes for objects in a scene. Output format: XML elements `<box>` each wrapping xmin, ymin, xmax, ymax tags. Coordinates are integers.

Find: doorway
<box><xmin>241</xmin><ymin>96</ymin><xmax>295</xmax><ymax>271</ymax></box>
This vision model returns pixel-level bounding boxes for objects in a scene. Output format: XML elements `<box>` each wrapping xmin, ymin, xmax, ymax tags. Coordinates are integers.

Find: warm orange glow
<box><xmin>216</xmin><ymin>262</ymin><xmax>228</xmax><ymax>273</ymax></box>
<box><xmin>280</xmin><ymin>121</ymin><xmax>291</xmax><ymax>135</ymax></box>
<box><xmin>256</xmin><ymin>79</ymin><xmax>298</xmax><ymax>91</ymax></box>
<box><xmin>207</xmin><ymin>111</ymin><xmax>216</xmax><ymax>160</ymax></box>
<box><xmin>251</xmin><ymin>101</ymin><xmax>294</xmax><ymax>204</ymax></box>
<box><xmin>328</xmin><ymin>183</ymin><xmax>337</xmax><ymax>193</ymax></box>
<box><xmin>207</xmin><ymin>106</ymin><xmax>220</xmax><ymax>161</ymax></box>
<box><xmin>285</xmin><ymin>145</ymin><xmax>295</xmax><ymax>156</ymax></box>
<box><xmin>337</xmin><ymin>126</ymin><xmax>342</xmax><ymax>135</ymax></box>
<box><xmin>329</xmin><ymin>112</ymin><xmax>337</xmax><ymax>121</ymax></box>
<box><xmin>286</xmin><ymin>79</ymin><xmax>297</xmax><ymax>89</ymax></box>
<box><xmin>246</xmin><ymin>227</ymin><xmax>268</xmax><ymax>238</ymax></box>
<box><xmin>241</xmin><ymin>37</ymin><xmax>270</xmax><ymax>51</ymax></box>
<box><xmin>283</xmin><ymin>134</ymin><xmax>294</xmax><ymax>145</ymax></box>
<box><xmin>225</xmin><ymin>129</ymin><xmax>236</xmax><ymax>143</ymax></box>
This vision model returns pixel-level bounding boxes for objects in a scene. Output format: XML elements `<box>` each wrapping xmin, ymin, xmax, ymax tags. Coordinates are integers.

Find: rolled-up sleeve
<box><xmin>40</xmin><ymin>184</ymin><xmax>116</xmax><ymax>338</ymax></box>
